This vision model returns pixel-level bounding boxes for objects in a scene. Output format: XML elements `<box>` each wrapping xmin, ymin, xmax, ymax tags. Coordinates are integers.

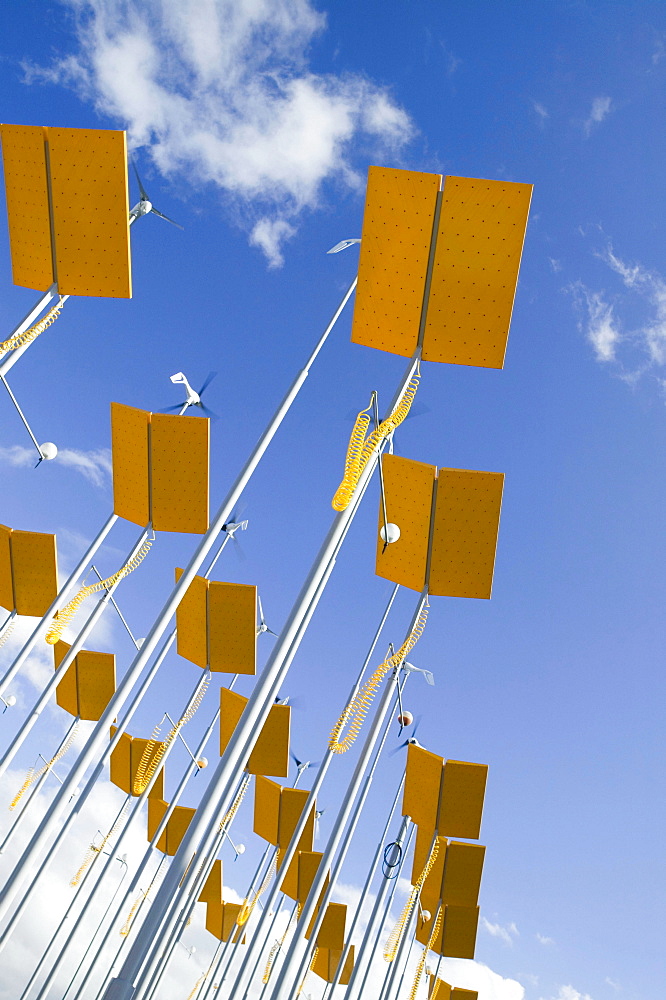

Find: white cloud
<box><xmin>533</xmin><ymin>101</ymin><xmax>549</xmax><ymax>121</ymax></box>
<box><xmin>570</xmin><ymin>283</ymin><xmax>621</xmax><ymax>362</ymax></box>
<box><xmin>583</xmin><ymin>96</ymin><xmax>612</xmax><ymax>135</ymax></box>
<box><xmin>601</xmin><ymin>247</ymin><xmax>666</xmax><ymax>364</ymax></box>
<box><xmin>536</xmin><ymin>932</ymin><xmax>555</xmax><ymax>945</ymax></box>
<box><xmin>541</xmin><ymin>987</ymin><xmax>594</xmax><ymax>1000</ymax></box>
<box><xmin>604</xmin><ymin>978</ymin><xmax>621</xmax><ymax>991</ymax></box>
<box><xmin>0</xmin><ymin>444</ymin><xmax>111</xmax><ymax>487</ymax></box>
<box><xmin>27</xmin><ymin>0</ymin><xmax>414</xmax><ymax>265</ymax></box>
<box><xmin>481</xmin><ymin>916</ymin><xmax>520</xmax><ymax>946</ymax></box>
<box><xmin>548</xmin><ymin>257</ymin><xmax>562</xmax><ymax>273</ymax></box>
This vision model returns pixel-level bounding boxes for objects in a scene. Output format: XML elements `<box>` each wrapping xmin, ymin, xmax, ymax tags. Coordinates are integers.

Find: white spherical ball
<box><xmin>5</xmin><ymin>695</ymin><xmax>16</xmax><ymax>707</ymax></box>
<box><xmin>379</xmin><ymin>522</ymin><xmax>401</xmax><ymax>544</ymax></box>
<box><xmin>197</xmin><ymin>757</ymin><xmax>208</xmax><ymax>769</ymax></box>
<box><xmin>39</xmin><ymin>442</ymin><xmax>58</xmax><ymax>461</ymax></box>
<box><xmin>421</xmin><ymin>910</ymin><xmax>432</xmax><ymax>923</ymax></box>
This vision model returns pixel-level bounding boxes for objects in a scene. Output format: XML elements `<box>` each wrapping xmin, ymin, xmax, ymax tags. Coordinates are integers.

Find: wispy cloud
<box><xmin>536</xmin><ymin>932</ymin><xmax>555</xmax><ymax>945</ymax></box>
<box><xmin>533</xmin><ymin>101</ymin><xmax>549</xmax><ymax>122</ymax></box>
<box><xmin>440</xmin><ymin>41</ymin><xmax>462</xmax><ymax>76</ymax></box>
<box><xmin>25</xmin><ymin>0</ymin><xmax>414</xmax><ymax>266</ymax></box>
<box><xmin>541</xmin><ymin>987</ymin><xmax>594</xmax><ymax>1000</ymax></box>
<box><xmin>570</xmin><ymin>283</ymin><xmax>621</xmax><ymax>362</ymax></box>
<box><xmin>482</xmin><ymin>916</ymin><xmax>520</xmax><ymax>946</ymax></box>
<box><xmin>601</xmin><ymin>247</ymin><xmax>666</xmax><ymax>364</ymax></box>
<box><xmin>583</xmin><ymin>95</ymin><xmax>613</xmax><ymax>135</ymax></box>
<box><xmin>0</xmin><ymin>445</ymin><xmax>111</xmax><ymax>487</ymax></box>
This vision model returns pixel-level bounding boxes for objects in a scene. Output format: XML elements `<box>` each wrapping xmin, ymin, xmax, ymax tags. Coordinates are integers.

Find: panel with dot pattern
<box><xmin>437</xmin><ymin>760</ymin><xmax>488</xmax><ymax>840</ymax></box>
<box><xmin>219</xmin><ymin>688</ymin><xmax>291</xmax><ymax>777</ymax></box>
<box><xmin>429</xmin><ymin>468</ymin><xmax>504</xmax><ymax>599</ymax></box>
<box><xmin>10</xmin><ymin>529</ymin><xmax>58</xmax><ymax>617</ymax></box>
<box><xmin>175</xmin><ymin>568</ymin><xmax>209</xmax><ymax>669</ymax></box>
<box><xmin>351</xmin><ymin>166</ymin><xmax>441</xmax><ymax>357</ymax></box>
<box><xmin>402</xmin><ymin>743</ymin><xmax>443</xmax><ymax>833</ymax></box>
<box><xmin>423</xmin><ymin>176</ymin><xmax>532</xmax><ymax>368</ymax></box>
<box><xmin>253</xmin><ymin>775</ymin><xmax>282</xmax><ymax>846</ymax></box>
<box><xmin>150</xmin><ymin>412</ymin><xmax>209</xmax><ymax>534</ymax></box>
<box><xmin>375</xmin><ymin>453</ymin><xmax>436</xmax><ymax>592</ymax></box>
<box><xmin>110</xmin><ymin>403</ymin><xmax>150</xmax><ymax>528</ymax></box>
<box><xmin>198</xmin><ymin>859</ymin><xmax>223</xmax><ymax>904</ymax></box>
<box><xmin>208</xmin><ymin>580</ymin><xmax>257</xmax><ymax>675</ymax></box>
<box><xmin>166</xmin><ymin>804</ymin><xmax>196</xmax><ymax>855</ymax></box>
<box><xmin>440</xmin><ymin>841</ymin><xmax>485</xmax><ymax>908</ymax></box>
<box><xmin>54</xmin><ymin>640</ymin><xmax>78</xmax><ymax>717</ymax></box>
<box><xmin>76</xmin><ymin>648</ymin><xmax>116</xmax><ymax>721</ymax></box>
<box><xmin>0</xmin><ymin>124</ymin><xmax>53</xmax><ymax>291</ymax></box>
<box><xmin>440</xmin><ymin>904</ymin><xmax>479</xmax><ymax>958</ymax></box>
<box><xmin>0</xmin><ymin>525</ymin><xmax>15</xmax><ymax>613</ymax></box>
<box><xmin>47</xmin><ymin>126</ymin><xmax>131</xmax><ymax>298</ymax></box>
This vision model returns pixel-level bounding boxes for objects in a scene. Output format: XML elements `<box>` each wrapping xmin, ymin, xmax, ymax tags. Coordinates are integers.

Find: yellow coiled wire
<box><xmin>0</xmin><ymin>618</ymin><xmax>16</xmax><ymax>650</ymax></box>
<box><xmin>262</xmin><ymin>902</ymin><xmax>299</xmax><ymax>984</ymax></box>
<box><xmin>237</xmin><ymin>850</ymin><xmax>278</xmax><ymax>926</ymax></box>
<box><xmin>186</xmin><ymin>974</ymin><xmax>206</xmax><ymax>1000</ymax></box>
<box><xmin>120</xmin><ymin>861</ymin><xmax>166</xmax><ymax>937</ymax></box>
<box><xmin>45</xmin><ymin>536</ymin><xmax>153</xmax><ymax>645</ymax></box>
<box><xmin>332</xmin><ymin>371</ymin><xmax>421</xmax><ymax>512</ymax></box>
<box><xmin>219</xmin><ymin>772</ymin><xmax>251</xmax><ymax>833</ymax></box>
<box><xmin>0</xmin><ymin>299</ymin><xmax>64</xmax><ymax>354</ymax></box>
<box><xmin>71</xmin><ymin>800</ymin><xmax>129</xmax><ymax>887</ymax></box>
<box><xmin>132</xmin><ymin>676</ymin><xmax>210</xmax><ymax>796</ymax></box>
<box><xmin>329</xmin><ymin>603</ymin><xmax>429</xmax><ymax>755</ymax></box>
<box><xmin>409</xmin><ymin>905</ymin><xmax>444</xmax><ymax>1000</ymax></box>
<box><xmin>383</xmin><ymin>836</ymin><xmax>442</xmax><ymax>963</ymax></box>
<box><xmin>9</xmin><ymin>722</ymin><xmax>80</xmax><ymax>810</ymax></box>
<box><xmin>296</xmin><ymin>948</ymin><xmax>318</xmax><ymax>995</ymax></box>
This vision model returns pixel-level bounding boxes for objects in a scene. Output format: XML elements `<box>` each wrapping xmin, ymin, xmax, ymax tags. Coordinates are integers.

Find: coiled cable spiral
<box><xmin>120</xmin><ymin>860</ymin><xmax>166</xmax><ymax>937</ymax></box>
<box><xmin>0</xmin><ymin>618</ymin><xmax>16</xmax><ymax>650</ymax></box>
<box><xmin>71</xmin><ymin>800</ymin><xmax>129</xmax><ymax>886</ymax></box>
<box><xmin>186</xmin><ymin>974</ymin><xmax>206</xmax><ymax>1000</ymax></box>
<box><xmin>331</xmin><ymin>371</ymin><xmax>421</xmax><ymax>512</ymax></box>
<box><xmin>9</xmin><ymin>722</ymin><xmax>80</xmax><ymax>810</ymax></box>
<box><xmin>132</xmin><ymin>675</ymin><xmax>210</xmax><ymax>795</ymax></box>
<box><xmin>220</xmin><ymin>773</ymin><xmax>251</xmax><ymax>832</ymax></box>
<box><xmin>329</xmin><ymin>603</ymin><xmax>429</xmax><ymax>755</ymax></box>
<box><xmin>45</xmin><ymin>536</ymin><xmax>153</xmax><ymax>645</ymax></box>
<box><xmin>237</xmin><ymin>850</ymin><xmax>278</xmax><ymax>927</ymax></box>
<box><xmin>296</xmin><ymin>948</ymin><xmax>318</xmax><ymax>995</ymax></box>
<box><xmin>383</xmin><ymin>836</ymin><xmax>442</xmax><ymax>963</ymax></box>
<box><xmin>409</xmin><ymin>904</ymin><xmax>444</xmax><ymax>1000</ymax></box>
<box><xmin>0</xmin><ymin>299</ymin><xmax>64</xmax><ymax>354</ymax></box>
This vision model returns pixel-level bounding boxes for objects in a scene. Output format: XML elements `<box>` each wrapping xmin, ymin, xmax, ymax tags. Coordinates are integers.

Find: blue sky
<box><xmin>1</xmin><ymin>3</ymin><xmax>665</xmax><ymax>1000</ymax></box>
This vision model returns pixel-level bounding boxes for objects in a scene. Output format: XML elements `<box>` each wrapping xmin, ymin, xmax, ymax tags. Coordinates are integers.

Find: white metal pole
<box><xmin>31</xmin><ymin>670</ymin><xmax>211</xmax><ymax>1000</ymax></box>
<box><xmin>0</xmin><ymin>284</ymin><xmax>62</xmax><ymax>377</ymax></box>
<box><xmin>227</xmin><ymin>584</ymin><xmax>400</xmax><ymax>1000</ymax></box>
<box><xmin>327</xmin><ymin>778</ymin><xmax>407</xmax><ymax>996</ymax></box>
<box><xmin>0</xmin><ymin>512</ymin><xmax>118</xmax><ymax>698</ymax></box>
<box><xmin>0</xmin><ymin>523</ymin><xmax>151</xmax><ymax>779</ymax></box>
<box><xmin>0</xmin><ymin>278</ymin><xmax>357</xmax><ymax>934</ymax></box>
<box><xmin>0</xmin><ymin>715</ymin><xmax>80</xmax><ymax>854</ymax></box>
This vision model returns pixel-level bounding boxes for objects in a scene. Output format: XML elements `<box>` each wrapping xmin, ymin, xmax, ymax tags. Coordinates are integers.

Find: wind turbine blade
<box><xmin>198</xmin><ymin>371</ymin><xmax>218</xmax><ymax>396</ymax></box>
<box><xmin>266</xmin><ymin>628</ymin><xmax>279</xmax><ymax>638</ymax></box>
<box><xmin>388</xmin><ymin>741</ymin><xmax>408</xmax><ymax>757</ymax></box>
<box><xmin>199</xmin><ymin>403</ymin><xmax>220</xmax><ymax>421</ymax></box>
<box><xmin>151</xmin><ymin>207</ymin><xmax>184</xmax><ymax>230</ymax></box>
<box><xmin>158</xmin><ymin>404</ymin><xmax>185</xmax><ymax>413</ymax></box>
<box><xmin>258</xmin><ymin>595</ymin><xmax>265</xmax><ymax>624</ymax></box>
<box><xmin>131</xmin><ymin>157</ymin><xmax>149</xmax><ymax>201</ymax></box>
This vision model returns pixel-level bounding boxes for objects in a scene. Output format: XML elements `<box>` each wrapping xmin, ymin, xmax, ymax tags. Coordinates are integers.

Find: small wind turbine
<box><xmin>129</xmin><ymin>159</ymin><xmax>184</xmax><ymax>229</ymax></box>
<box><xmin>257</xmin><ymin>596</ymin><xmax>279</xmax><ymax>638</ymax></box>
<box><xmin>163</xmin><ymin>371</ymin><xmax>219</xmax><ymax>418</ymax></box>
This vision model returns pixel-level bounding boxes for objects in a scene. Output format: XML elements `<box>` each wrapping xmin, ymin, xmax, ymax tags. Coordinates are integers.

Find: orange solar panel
<box><xmin>420</xmin><ymin>838</ymin><xmax>447</xmax><ymax>914</ymax></box>
<box><xmin>10</xmin><ymin>529</ymin><xmax>58</xmax><ymax>617</ymax></box>
<box><xmin>403</xmin><ymin>744</ymin><xmax>443</xmax><ymax>832</ymax></box>
<box><xmin>423</xmin><ymin>176</ymin><xmax>532</xmax><ymax>368</ymax></box>
<box><xmin>253</xmin><ymin>775</ymin><xmax>282</xmax><ymax>846</ymax></box>
<box><xmin>110</xmin><ymin>404</ymin><xmax>150</xmax><ymax>528</ymax></box>
<box><xmin>375</xmin><ymin>455</ymin><xmax>436</xmax><ymax>592</ymax></box>
<box><xmin>150</xmin><ymin>413</ymin><xmax>209</xmax><ymax>534</ymax></box>
<box><xmin>297</xmin><ymin>851</ymin><xmax>326</xmax><ymax>904</ymax></box>
<box><xmin>166</xmin><ymin>805</ymin><xmax>195</xmax><ymax>855</ymax></box>
<box><xmin>429</xmin><ymin>469</ymin><xmax>504</xmax><ymax>599</ymax></box>
<box><xmin>219</xmin><ymin>689</ymin><xmax>290</xmax><ymax>777</ymax></box>
<box><xmin>199</xmin><ymin>859</ymin><xmax>223</xmax><ymax>904</ymax></box>
<box><xmin>351</xmin><ymin>166</ymin><xmax>441</xmax><ymax>357</ymax></box>
<box><xmin>109</xmin><ymin>726</ymin><xmax>132</xmax><ymax>794</ymax></box>
<box><xmin>428</xmin><ymin>976</ymin><xmax>453</xmax><ymax>1000</ymax></box>
<box><xmin>440</xmin><ymin>905</ymin><xmax>479</xmax><ymax>959</ymax></box>
<box><xmin>278</xmin><ymin>787</ymin><xmax>315</xmax><ymax>857</ymax></box>
<box><xmin>175</xmin><ymin>569</ymin><xmax>209</xmax><ymax>669</ymax></box>
<box><xmin>0</xmin><ymin>124</ymin><xmax>53</xmax><ymax>290</ymax></box>
<box><xmin>205</xmin><ymin>902</ymin><xmax>224</xmax><ymax>940</ymax></box>
<box><xmin>147</xmin><ymin>797</ymin><xmax>168</xmax><ymax>853</ymax></box>
<box><xmin>441</xmin><ymin>842</ymin><xmax>485</xmax><ymax>908</ymax></box>
<box><xmin>437</xmin><ymin>760</ymin><xmax>487</xmax><ymax>840</ymax></box>
<box><xmin>208</xmin><ymin>581</ymin><xmax>257</xmax><ymax>674</ymax></box>
<box><xmin>307</xmin><ymin>902</ymin><xmax>346</xmax><ymax>951</ymax></box>
<box><xmin>54</xmin><ymin>640</ymin><xmax>78</xmax><ymax>717</ymax></box>
<box><xmin>47</xmin><ymin>127</ymin><xmax>131</xmax><ymax>297</ymax></box>
<box><xmin>75</xmin><ymin>649</ymin><xmax>115</xmax><ymax>721</ymax></box>
<box><xmin>415</xmin><ymin>906</ymin><xmax>444</xmax><ymax>952</ymax></box>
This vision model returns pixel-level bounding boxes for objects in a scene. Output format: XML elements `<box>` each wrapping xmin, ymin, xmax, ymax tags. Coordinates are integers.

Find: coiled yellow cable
<box><xmin>9</xmin><ymin>722</ymin><xmax>80</xmax><ymax>810</ymax></box>
<box><xmin>219</xmin><ymin>772</ymin><xmax>251</xmax><ymax>832</ymax></box>
<box><xmin>132</xmin><ymin>676</ymin><xmax>210</xmax><ymax>795</ymax></box>
<box><xmin>186</xmin><ymin>974</ymin><xmax>206</xmax><ymax>1000</ymax></box>
<box><xmin>383</xmin><ymin>836</ymin><xmax>442</xmax><ymax>963</ymax></box>
<box><xmin>45</xmin><ymin>536</ymin><xmax>153</xmax><ymax>645</ymax></box>
<box><xmin>0</xmin><ymin>299</ymin><xmax>64</xmax><ymax>354</ymax></box>
<box><xmin>409</xmin><ymin>905</ymin><xmax>444</xmax><ymax>1000</ymax></box>
<box><xmin>0</xmin><ymin>618</ymin><xmax>16</xmax><ymax>649</ymax></box>
<box><xmin>237</xmin><ymin>850</ymin><xmax>278</xmax><ymax>926</ymax></box>
<box><xmin>329</xmin><ymin>603</ymin><xmax>429</xmax><ymax>755</ymax></box>
<box><xmin>296</xmin><ymin>948</ymin><xmax>318</xmax><ymax>995</ymax></box>
<box><xmin>332</xmin><ymin>371</ymin><xmax>421</xmax><ymax>512</ymax></box>
<box><xmin>262</xmin><ymin>940</ymin><xmax>281</xmax><ymax>984</ymax></box>
<box><xmin>71</xmin><ymin>800</ymin><xmax>129</xmax><ymax>886</ymax></box>
<box><xmin>120</xmin><ymin>862</ymin><xmax>166</xmax><ymax>937</ymax></box>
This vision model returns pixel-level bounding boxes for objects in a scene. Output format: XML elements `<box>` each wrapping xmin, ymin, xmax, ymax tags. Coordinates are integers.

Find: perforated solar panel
<box><xmin>198</xmin><ymin>859</ymin><xmax>223</xmax><ymax>904</ymax></box>
<box><xmin>332</xmin><ymin>947</ymin><xmax>355</xmax><ymax>985</ymax></box>
<box><xmin>253</xmin><ymin>775</ymin><xmax>282</xmax><ymax>846</ymax></box>
<box><xmin>205</xmin><ymin>902</ymin><xmax>224</xmax><ymax>940</ymax></box>
<box><xmin>0</xmin><ymin>124</ymin><xmax>53</xmax><ymax>291</ymax></box>
<box><xmin>166</xmin><ymin>805</ymin><xmax>195</xmax><ymax>856</ymax></box>
<box><xmin>437</xmin><ymin>760</ymin><xmax>487</xmax><ymax>840</ymax></box>
<box><xmin>147</xmin><ymin>797</ymin><xmax>168</xmax><ymax>853</ymax></box>
<box><xmin>429</xmin><ymin>469</ymin><xmax>504</xmax><ymax>599</ymax></box>
<box><xmin>222</xmin><ymin>902</ymin><xmax>243</xmax><ymax>942</ymax></box>
<box><xmin>75</xmin><ymin>649</ymin><xmax>115</xmax><ymax>721</ymax></box>
<box><xmin>440</xmin><ymin>905</ymin><xmax>479</xmax><ymax>958</ymax></box>
<box><xmin>54</xmin><ymin>640</ymin><xmax>78</xmax><ymax>717</ymax></box>
<box><xmin>109</xmin><ymin>726</ymin><xmax>132</xmax><ymax>794</ymax></box>
<box><xmin>403</xmin><ymin>743</ymin><xmax>443</xmax><ymax>832</ymax></box>
<box><xmin>451</xmin><ymin>989</ymin><xmax>478</xmax><ymax>1000</ymax></box>
<box><xmin>428</xmin><ymin>976</ymin><xmax>453</xmax><ymax>1000</ymax></box>
<box><xmin>47</xmin><ymin>127</ymin><xmax>131</xmax><ymax>298</ymax></box>
<box><xmin>150</xmin><ymin>413</ymin><xmax>209</xmax><ymax>534</ymax></box>
<box><xmin>219</xmin><ymin>688</ymin><xmax>290</xmax><ymax>777</ymax></box>
<box><xmin>111</xmin><ymin>403</ymin><xmax>150</xmax><ymax>527</ymax></box>
<box><xmin>208</xmin><ymin>581</ymin><xmax>257</xmax><ymax>674</ymax></box>
<box><xmin>423</xmin><ymin>176</ymin><xmax>532</xmax><ymax>368</ymax></box>
<box><xmin>309</xmin><ymin>903</ymin><xmax>346</xmax><ymax>950</ymax></box>
<box><xmin>351</xmin><ymin>166</ymin><xmax>441</xmax><ymax>357</ymax></box>
<box><xmin>311</xmin><ymin>948</ymin><xmax>330</xmax><ymax>983</ymax></box>
<box><xmin>297</xmin><ymin>851</ymin><xmax>326</xmax><ymax>904</ymax></box>
<box><xmin>375</xmin><ymin>454</ymin><xmax>436</xmax><ymax>592</ymax></box>
<box><xmin>10</xmin><ymin>529</ymin><xmax>57</xmax><ymax>617</ymax></box>
<box><xmin>279</xmin><ymin>851</ymin><xmax>300</xmax><ymax>901</ymax></box>
<box><xmin>278</xmin><ymin>786</ymin><xmax>314</xmax><ymax>856</ymax></box>
<box><xmin>441</xmin><ymin>842</ymin><xmax>485</xmax><ymax>908</ymax></box>
<box><xmin>175</xmin><ymin>569</ymin><xmax>209</xmax><ymax>669</ymax></box>
<box><xmin>0</xmin><ymin>525</ymin><xmax>14</xmax><ymax>612</ymax></box>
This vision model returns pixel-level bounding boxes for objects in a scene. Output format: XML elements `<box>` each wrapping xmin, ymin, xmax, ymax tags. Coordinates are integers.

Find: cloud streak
<box><xmin>583</xmin><ymin>95</ymin><xmax>612</xmax><ymax>135</ymax></box>
<box><xmin>0</xmin><ymin>444</ymin><xmax>111</xmax><ymax>487</ymax></box>
<box><xmin>27</xmin><ymin>0</ymin><xmax>414</xmax><ymax>265</ymax></box>
<box><xmin>482</xmin><ymin>916</ymin><xmax>520</xmax><ymax>946</ymax></box>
